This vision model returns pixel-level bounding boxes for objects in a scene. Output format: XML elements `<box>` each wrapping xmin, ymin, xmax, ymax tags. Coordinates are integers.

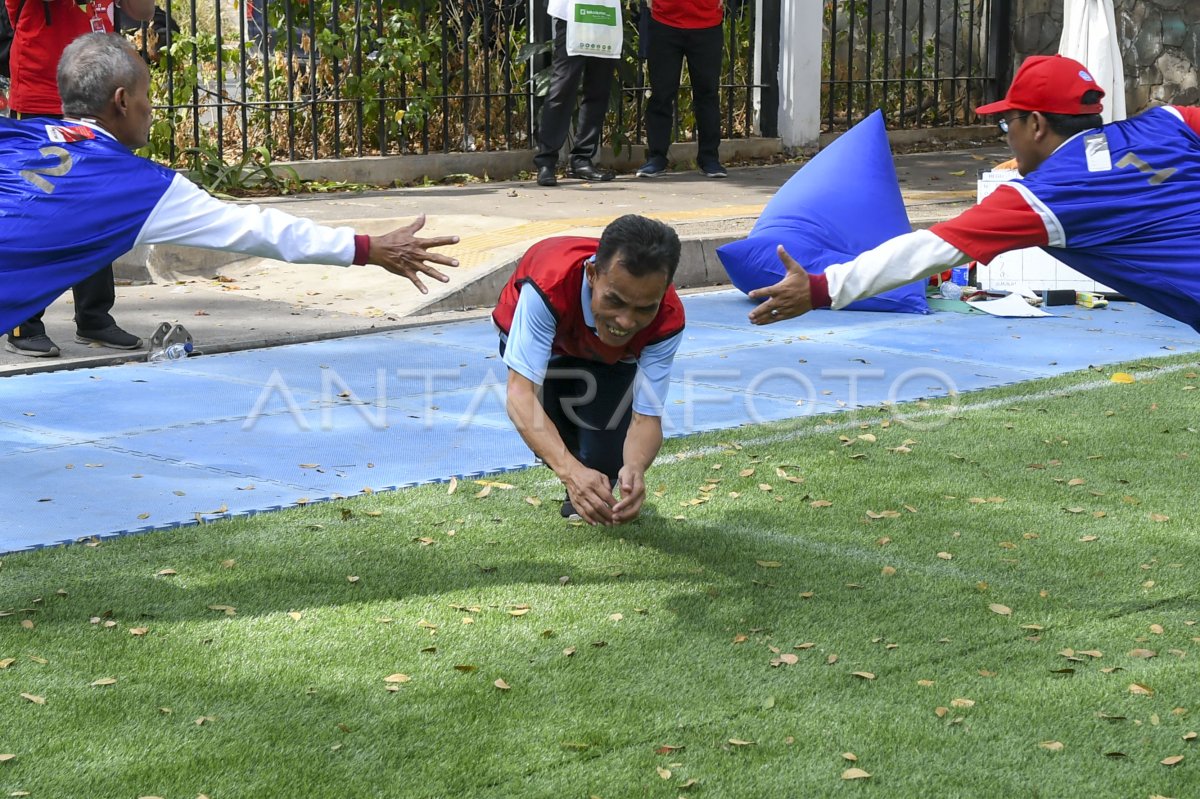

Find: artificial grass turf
<box><xmin>1</xmin><ymin>356</ymin><xmax>1197</xmax><ymax>798</ymax></box>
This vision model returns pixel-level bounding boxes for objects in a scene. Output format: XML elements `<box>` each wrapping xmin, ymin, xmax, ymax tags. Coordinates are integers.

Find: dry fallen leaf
<box><xmin>1039</xmin><ymin>741</ymin><xmax>1064</xmax><ymax>751</ymax></box>
<box><xmin>989</xmin><ymin>603</ymin><xmax>1013</xmax><ymax>616</ymax></box>
<box><xmin>384</xmin><ymin>674</ymin><xmax>411</xmax><ymax>684</ymax></box>
<box><xmin>90</xmin><ymin>677</ymin><xmax>117</xmax><ymax>687</ymax></box>
<box><xmin>936</xmin><ymin>551</ymin><xmax>953</xmax><ymax>560</ymax></box>
<box><xmin>19</xmin><ymin>693</ymin><xmax>45</xmax><ymax>705</ymax></box>
<box><xmin>917</xmin><ymin>679</ymin><xmax>935</xmax><ymax>687</ymax></box>
<box><xmin>1149</xmin><ymin>623</ymin><xmax>1165</xmax><ymax>635</ymax></box>
<box><xmin>841</xmin><ymin>767</ymin><xmax>871</xmax><ymax>780</ymax></box>
<box><xmin>951</xmin><ymin>698</ymin><xmax>975</xmax><ymax>708</ymax></box>
<box><xmin>656</xmin><ymin>766</ymin><xmax>671</xmax><ymax>780</ymax></box>
<box><xmin>1160</xmin><ymin>755</ymin><xmax>1184</xmax><ymax>766</ymax></box>
<box><xmin>287</xmin><ymin>612</ymin><xmax>303</xmax><ymax>621</ymax></box>
<box><xmin>494</xmin><ymin>679</ymin><xmax>511</xmax><ymax>691</ymax></box>
<box><xmin>756</xmin><ymin>560</ymin><xmax>782</xmax><ymax>568</ymax></box>
<box><xmin>1129</xmin><ymin>683</ymin><xmax>1155</xmax><ymax>696</ymax></box>
<box><xmin>852</xmin><ymin>672</ymin><xmax>876</xmax><ymax>680</ymax></box>
<box><xmin>0</xmin><ymin>754</ymin><xmax>15</xmax><ymax>762</ymax></box>
<box><xmin>727</xmin><ymin>738</ymin><xmax>755</xmax><ymax>746</ymax></box>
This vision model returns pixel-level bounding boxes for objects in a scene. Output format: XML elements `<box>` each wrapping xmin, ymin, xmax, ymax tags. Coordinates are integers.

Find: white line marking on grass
<box><xmin>659</xmin><ymin>360</ymin><xmax>1198</xmax><ymax>464</ymax></box>
<box><xmin>670</xmin><ymin>517</ymin><xmax>994</xmax><ymax>585</ymax></box>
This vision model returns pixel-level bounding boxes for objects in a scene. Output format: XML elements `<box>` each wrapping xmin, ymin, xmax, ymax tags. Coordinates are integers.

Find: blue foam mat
<box><xmin>3</xmin><ymin>290</ymin><xmax>1197</xmax><ymax>554</ymax></box>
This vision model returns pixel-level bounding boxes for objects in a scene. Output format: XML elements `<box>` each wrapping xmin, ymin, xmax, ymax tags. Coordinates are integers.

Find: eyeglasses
<box><xmin>997</xmin><ymin>113</ymin><xmax>1031</xmax><ymax>134</ymax></box>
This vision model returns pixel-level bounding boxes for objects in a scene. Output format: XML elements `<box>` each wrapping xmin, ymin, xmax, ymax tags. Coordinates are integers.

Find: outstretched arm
<box><xmin>137</xmin><ymin>175</ymin><xmax>459</xmax><ymax>291</ymax></box>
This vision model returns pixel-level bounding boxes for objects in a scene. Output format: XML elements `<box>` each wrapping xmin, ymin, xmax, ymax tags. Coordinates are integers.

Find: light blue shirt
<box><xmin>501</xmin><ymin>279</ymin><xmax>681</xmax><ymax>417</ymax></box>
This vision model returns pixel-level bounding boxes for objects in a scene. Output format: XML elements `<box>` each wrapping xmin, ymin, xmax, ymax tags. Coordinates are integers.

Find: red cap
<box><xmin>975</xmin><ymin>55</ymin><xmax>1105</xmax><ymax>116</ymax></box>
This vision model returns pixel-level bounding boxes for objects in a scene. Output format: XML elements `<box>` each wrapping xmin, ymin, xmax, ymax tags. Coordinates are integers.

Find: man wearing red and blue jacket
<box><xmin>748</xmin><ymin>55</ymin><xmax>1200</xmax><ymax>335</ymax></box>
<box><xmin>494</xmin><ymin>215</ymin><xmax>684</xmax><ymax>526</ymax></box>
<box><xmin>0</xmin><ymin>34</ymin><xmax>460</xmax><ymax>340</ymax></box>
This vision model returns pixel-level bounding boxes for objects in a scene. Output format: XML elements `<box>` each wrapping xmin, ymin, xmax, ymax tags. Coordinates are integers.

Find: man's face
<box><xmin>117</xmin><ymin>60</ymin><xmax>153</xmax><ymax>149</ymax></box>
<box><xmin>1002</xmin><ymin>111</ymin><xmax>1040</xmax><ymax>176</ymax></box>
<box><xmin>587</xmin><ymin>255</ymin><xmax>669</xmax><ymax>347</ymax></box>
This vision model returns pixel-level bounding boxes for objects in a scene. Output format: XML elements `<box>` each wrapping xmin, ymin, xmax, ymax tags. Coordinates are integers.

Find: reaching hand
<box><xmin>747</xmin><ymin>245</ymin><xmax>811</xmax><ymax>325</ymax></box>
<box><xmin>368</xmin><ymin>214</ymin><xmax>460</xmax><ymax>293</ymax></box>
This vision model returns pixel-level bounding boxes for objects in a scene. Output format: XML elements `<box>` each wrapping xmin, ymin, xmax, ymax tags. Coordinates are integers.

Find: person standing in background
<box><xmin>532</xmin><ymin>0</ymin><xmax>618</xmax><ymax>187</ymax></box>
<box><xmin>636</xmin><ymin>0</ymin><xmax>726</xmax><ymax>179</ymax></box>
<box><xmin>4</xmin><ymin>0</ymin><xmax>154</xmax><ymax>357</ymax></box>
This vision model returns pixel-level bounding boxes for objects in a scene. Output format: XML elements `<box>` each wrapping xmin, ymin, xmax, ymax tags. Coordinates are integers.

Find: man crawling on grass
<box><xmin>493</xmin><ymin>215</ymin><xmax>684</xmax><ymax>526</ymax></box>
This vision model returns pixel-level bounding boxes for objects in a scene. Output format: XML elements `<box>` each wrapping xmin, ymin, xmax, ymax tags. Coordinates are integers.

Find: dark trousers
<box><xmin>534</xmin><ymin>18</ymin><xmax>615</xmax><ymax>169</ymax></box>
<box><xmin>644</xmin><ymin>18</ymin><xmax>724</xmax><ymax>165</ymax></box>
<box><xmin>9</xmin><ymin>112</ymin><xmax>116</xmax><ymax>338</ymax></box>
<box><xmin>500</xmin><ymin>342</ymin><xmax>636</xmax><ymax>481</ymax></box>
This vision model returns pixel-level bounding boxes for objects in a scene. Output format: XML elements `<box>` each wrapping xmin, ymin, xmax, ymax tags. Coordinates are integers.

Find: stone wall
<box><xmin>1013</xmin><ymin>0</ymin><xmax>1200</xmax><ymax>111</ymax></box>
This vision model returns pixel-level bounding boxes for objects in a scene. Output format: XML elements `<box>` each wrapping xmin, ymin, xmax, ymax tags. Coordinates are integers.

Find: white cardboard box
<box><xmin>975</xmin><ymin>170</ymin><xmax>1114</xmax><ymax>292</ymax></box>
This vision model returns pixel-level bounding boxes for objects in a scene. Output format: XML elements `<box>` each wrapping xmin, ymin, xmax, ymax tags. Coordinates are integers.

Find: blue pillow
<box><xmin>717</xmin><ymin>110</ymin><xmax>928</xmax><ymax>314</ymax></box>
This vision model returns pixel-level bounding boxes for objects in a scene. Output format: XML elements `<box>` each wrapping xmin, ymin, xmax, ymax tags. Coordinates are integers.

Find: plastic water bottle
<box><xmin>148</xmin><ymin>342</ymin><xmax>193</xmax><ymax>362</ymax></box>
<box><xmin>939</xmin><ymin>281</ymin><xmax>963</xmax><ymax>300</ymax></box>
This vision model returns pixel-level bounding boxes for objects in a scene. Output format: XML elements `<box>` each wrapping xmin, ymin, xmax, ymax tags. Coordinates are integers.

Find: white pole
<box><xmin>778</xmin><ymin>0</ymin><xmax>824</xmax><ymax>148</ymax></box>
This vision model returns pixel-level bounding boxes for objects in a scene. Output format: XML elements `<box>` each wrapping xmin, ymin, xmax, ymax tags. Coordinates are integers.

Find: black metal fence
<box><xmin>821</xmin><ymin>0</ymin><xmax>1012</xmax><ymax>131</ymax></box>
<box><xmin>128</xmin><ymin>0</ymin><xmax>773</xmax><ymax>167</ymax></box>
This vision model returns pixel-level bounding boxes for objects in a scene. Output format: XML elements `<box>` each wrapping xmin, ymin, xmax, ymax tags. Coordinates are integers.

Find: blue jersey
<box><xmin>0</xmin><ymin>116</ymin><xmax>174</xmax><ymax>333</ymax></box>
<box><xmin>1020</xmin><ymin>107</ymin><xmax>1200</xmax><ymax>332</ymax></box>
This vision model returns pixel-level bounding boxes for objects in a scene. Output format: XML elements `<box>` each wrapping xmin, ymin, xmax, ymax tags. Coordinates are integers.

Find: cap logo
<box><xmin>1079</xmin><ymin>70</ymin><xmax>1094</xmax><ymax>82</ymax></box>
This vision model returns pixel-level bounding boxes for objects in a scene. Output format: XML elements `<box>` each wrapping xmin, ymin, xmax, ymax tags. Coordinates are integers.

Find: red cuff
<box><xmin>809</xmin><ymin>273</ymin><xmax>831</xmax><ymax>309</ymax></box>
<box><xmin>353</xmin><ymin>234</ymin><xmax>371</xmax><ymax>265</ymax></box>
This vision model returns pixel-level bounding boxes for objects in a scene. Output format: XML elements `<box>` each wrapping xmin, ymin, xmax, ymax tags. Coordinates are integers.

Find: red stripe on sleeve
<box><xmin>353</xmin><ymin>234</ymin><xmax>371</xmax><ymax>265</ymax></box>
<box><xmin>808</xmin><ymin>273</ymin><xmax>831</xmax><ymax>309</ymax></box>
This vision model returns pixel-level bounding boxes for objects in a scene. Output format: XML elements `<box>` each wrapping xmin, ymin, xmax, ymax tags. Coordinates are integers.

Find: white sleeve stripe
<box><xmin>825</xmin><ymin>229</ymin><xmax>970</xmax><ymax>310</ymax></box>
<box><xmin>134</xmin><ymin>174</ymin><xmax>356</xmax><ymax>265</ymax></box>
<box><xmin>1007</xmin><ymin>181</ymin><xmax>1065</xmax><ymax>247</ymax></box>
<box><xmin>1163</xmin><ymin>106</ymin><xmax>1185</xmax><ymax>123</ymax></box>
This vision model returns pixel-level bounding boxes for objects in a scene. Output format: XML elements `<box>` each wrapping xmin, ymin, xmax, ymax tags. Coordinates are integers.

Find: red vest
<box><xmin>493</xmin><ymin>237</ymin><xmax>685</xmax><ymax>365</ymax></box>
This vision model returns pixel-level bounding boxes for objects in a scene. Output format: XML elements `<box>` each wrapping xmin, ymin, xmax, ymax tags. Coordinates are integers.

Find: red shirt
<box><xmin>493</xmin><ymin>237</ymin><xmax>685</xmax><ymax>365</ymax></box>
<box><xmin>650</xmin><ymin>0</ymin><xmax>723</xmax><ymax>29</ymax></box>
<box><xmin>6</xmin><ymin>0</ymin><xmax>117</xmax><ymax>115</ymax></box>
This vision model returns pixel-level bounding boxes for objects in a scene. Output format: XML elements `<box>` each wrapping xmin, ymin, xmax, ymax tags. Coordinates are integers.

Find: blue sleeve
<box><xmin>502</xmin><ymin>282</ymin><xmax>557</xmax><ymax>385</ymax></box>
<box><xmin>632</xmin><ymin>331</ymin><xmax>682</xmax><ymax>416</ymax></box>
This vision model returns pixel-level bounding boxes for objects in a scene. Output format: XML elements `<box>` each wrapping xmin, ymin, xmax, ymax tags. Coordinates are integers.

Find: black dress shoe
<box><xmin>536</xmin><ymin>165</ymin><xmax>557</xmax><ymax>187</ymax></box>
<box><xmin>566</xmin><ymin>162</ymin><xmax>614</xmax><ymax>182</ymax></box>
